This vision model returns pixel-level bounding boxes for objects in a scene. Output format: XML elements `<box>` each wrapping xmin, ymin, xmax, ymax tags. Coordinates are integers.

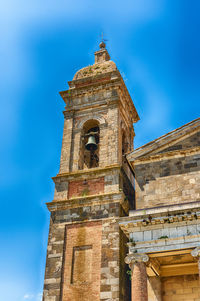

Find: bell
<box><xmin>85</xmin><ymin>135</ymin><xmax>97</xmax><ymax>151</ymax></box>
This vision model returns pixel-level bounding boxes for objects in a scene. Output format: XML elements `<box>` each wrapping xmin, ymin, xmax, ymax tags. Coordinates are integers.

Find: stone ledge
<box><xmin>47</xmin><ymin>191</ymin><xmax>125</xmax><ymax>212</ymax></box>
<box><xmin>119</xmin><ymin>201</ymin><xmax>200</xmax><ymax>235</ymax></box>
<box><xmin>53</xmin><ymin>164</ymin><xmax>121</xmax><ymax>181</ymax></box>
<box><xmin>132</xmin><ymin>146</ymin><xmax>200</xmax><ymax>165</ymax></box>
<box><xmin>129</xmin><ymin>240</ymin><xmax>200</xmax><ymax>255</ymax></box>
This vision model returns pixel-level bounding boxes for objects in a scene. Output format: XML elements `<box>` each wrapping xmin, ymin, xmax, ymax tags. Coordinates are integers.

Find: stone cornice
<box><xmin>59</xmin><ymin>73</ymin><xmax>139</xmax><ymax>123</ymax></box>
<box><xmin>47</xmin><ymin>191</ymin><xmax>125</xmax><ymax>212</ymax></box>
<box><xmin>132</xmin><ymin>146</ymin><xmax>200</xmax><ymax>165</ymax></box>
<box><xmin>119</xmin><ymin>201</ymin><xmax>200</xmax><ymax>235</ymax></box>
<box><xmin>60</xmin><ymin>72</ymin><xmax>120</xmax><ymax>98</ymax></box>
<box><xmin>53</xmin><ymin>164</ymin><xmax>121</xmax><ymax>181</ymax></box>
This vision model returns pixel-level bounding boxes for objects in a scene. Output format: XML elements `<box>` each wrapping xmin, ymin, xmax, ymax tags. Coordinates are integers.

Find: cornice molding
<box><xmin>53</xmin><ymin>164</ymin><xmax>121</xmax><ymax>181</ymax></box>
<box><xmin>46</xmin><ymin>191</ymin><xmax>125</xmax><ymax>212</ymax></box>
<box><xmin>132</xmin><ymin>146</ymin><xmax>200</xmax><ymax>165</ymax></box>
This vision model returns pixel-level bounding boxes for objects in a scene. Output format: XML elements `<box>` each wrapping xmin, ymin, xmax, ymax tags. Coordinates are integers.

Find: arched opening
<box><xmin>79</xmin><ymin>120</ymin><xmax>100</xmax><ymax>170</ymax></box>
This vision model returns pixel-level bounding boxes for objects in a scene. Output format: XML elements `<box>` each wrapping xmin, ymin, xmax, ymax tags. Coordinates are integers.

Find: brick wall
<box><xmin>68</xmin><ymin>177</ymin><xmax>104</xmax><ymax>199</ymax></box>
<box><xmin>61</xmin><ymin>222</ymin><xmax>102</xmax><ymax>301</ymax></box>
<box><xmin>43</xmin><ymin>201</ymin><xmax>123</xmax><ymax>301</ymax></box>
<box><xmin>135</xmin><ymin>154</ymin><xmax>200</xmax><ymax>209</ymax></box>
<box><xmin>162</xmin><ymin>275</ymin><xmax>200</xmax><ymax>301</ymax></box>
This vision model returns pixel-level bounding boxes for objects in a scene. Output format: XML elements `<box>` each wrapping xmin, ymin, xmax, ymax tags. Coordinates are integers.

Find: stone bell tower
<box><xmin>42</xmin><ymin>42</ymin><xmax>139</xmax><ymax>301</ymax></box>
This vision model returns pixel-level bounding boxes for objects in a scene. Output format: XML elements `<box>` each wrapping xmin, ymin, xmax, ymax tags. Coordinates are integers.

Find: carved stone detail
<box><xmin>125</xmin><ymin>253</ymin><xmax>149</xmax><ymax>268</ymax></box>
<box><xmin>191</xmin><ymin>247</ymin><xmax>200</xmax><ymax>258</ymax></box>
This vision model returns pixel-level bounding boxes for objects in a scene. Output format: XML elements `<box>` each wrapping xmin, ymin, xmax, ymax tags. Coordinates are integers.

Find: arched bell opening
<box><xmin>78</xmin><ymin>119</ymin><xmax>100</xmax><ymax>170</ymax></box>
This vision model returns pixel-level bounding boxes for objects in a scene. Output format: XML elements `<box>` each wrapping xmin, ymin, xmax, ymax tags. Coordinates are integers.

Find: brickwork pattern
<box><xmin>54</xmin><ymin>168</ymin><xmax>120</xmax><ymax>201</ymax></box>
<box><xmin>68</xmin><ymin>177</ymin><xmax>104</xmax><ymax>199</ymax></box>
<box><xmin>162</xmin><ymin>275</ymin><xmax>200</xmax><ymax>301</ymax></box>
<box><xmin>43</xmin><ymin>200</ymin><xmax>126</xmax><ymax>301</ymax></box>
<box><xmin>61</xmin><ymin>222</ymin><xmax>102</xmax><ymax>301</ymax></box>
<box><xmin>131</xmin><ymin>262</ymin><xmax>148</xmax><ymax>301</ymax></box>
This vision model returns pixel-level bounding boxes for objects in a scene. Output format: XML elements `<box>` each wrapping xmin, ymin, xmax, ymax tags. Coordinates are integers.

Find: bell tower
<box><xmin>43</xmin><ymin>43</ymin><xmax>139</xmax><ymax>301</ymax></box>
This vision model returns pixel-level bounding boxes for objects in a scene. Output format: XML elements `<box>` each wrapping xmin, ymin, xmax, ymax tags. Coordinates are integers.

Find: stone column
<box><xmin>191</xmin><ymin>247</ymin><xmax>200</xmax><ymax>283</ymax></box>
<box><xmin>125</xmin><ymin>253</ymin><xmax>149</xmax><ymax>301</ymax></box>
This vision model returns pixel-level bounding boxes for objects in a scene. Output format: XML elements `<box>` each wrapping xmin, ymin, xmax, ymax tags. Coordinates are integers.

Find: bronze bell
<box><xmin>85</xmin><ymin>135</ymin><xmax>97</xmax><ymax>151</ymax></box>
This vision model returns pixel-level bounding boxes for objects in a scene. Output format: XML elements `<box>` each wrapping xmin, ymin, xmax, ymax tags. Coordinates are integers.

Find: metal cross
<box><xmin>100</xmin><ymin>32</ymin><xmax>108</xmax><ymax>43</ymax></box>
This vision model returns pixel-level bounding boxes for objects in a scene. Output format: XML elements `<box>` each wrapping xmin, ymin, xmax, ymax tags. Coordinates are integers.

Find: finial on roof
<box><xmin>99</xmin><ymin>32</ymin><xmax>107</xmax><ymax>49</ymax></box>
<box><xmin>94</xmin><ymin>33</ymin><xmax>110</xmax><ymax>63</ymax></box>
<box><xmin>99</xmin><ymin>41</ymin><xmax>106</xmax><ymax>49</ymax></box>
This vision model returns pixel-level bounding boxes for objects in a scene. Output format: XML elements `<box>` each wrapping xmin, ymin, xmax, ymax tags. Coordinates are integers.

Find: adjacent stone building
<box><xmin>42</xmin><ymin>43</ymin><xmax>200</xmax><ymax>301</ymax></box>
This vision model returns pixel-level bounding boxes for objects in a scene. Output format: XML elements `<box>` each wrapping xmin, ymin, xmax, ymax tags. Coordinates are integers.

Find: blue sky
<box><xmin>0</xmin><ymin>0</ymin><xmax>200</xmax><ymax>300</ymax></box>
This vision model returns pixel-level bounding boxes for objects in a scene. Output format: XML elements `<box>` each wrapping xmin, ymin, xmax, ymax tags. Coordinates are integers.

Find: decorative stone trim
<box><xmin>191</xmin><ymin>247</ymin><xmax>200</xmax><ymax>258</ymax></box>
<box><xmin>47</xmin><ymin>191</ymin><xmax>125</xmax><ymax>212</ymax></box>
<box><xmin>120</xmin><ymin>201</ymin><xmax>200</xmax><ymax>235</ymax></box>
<box><xmin>133</xmin><ymin>146</ymin><xmax>200</xmax><ymax>165</ymax></box>
<box><xmin>191</xmin><ymin>247</ymin><xmax>200</xmax><ymax>279</ymax></box>
<box><xmin>54</xmin><ymin>164</ymin><xmax>121</xmax><ymax>180</ymax></box>
<box><xmin>125</xmin><ymin>253</ymin><xmax>149</xmax><ymax>301</ymax></box>
<box><xmin>77</xmin><ymin>115</ymin><xmax>106</xmax><ymax>129</ymax></box>
<box><xmin>125</xmin><ymin>253</ymin><xmax>149</xmax><ymax>268</ymax></box>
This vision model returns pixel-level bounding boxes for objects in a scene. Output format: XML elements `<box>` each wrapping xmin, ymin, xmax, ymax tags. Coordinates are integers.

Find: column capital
<box><xmin>191</xmin><ymin>247</ymin><xmax>200</xmax><ymax>258</ymax></box>
<box><xmin>125</xmin><ymin>253</ymin><xmax>149</xmax><ymax>268</ymax></box>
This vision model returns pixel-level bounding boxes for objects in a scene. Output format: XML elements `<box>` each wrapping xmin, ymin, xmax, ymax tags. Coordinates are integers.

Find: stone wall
<box><xmin>135</xmin><ymin>153</ymin><xmax>200</xmax><ymax>209</ymax></box>
<box><xmin>43</xmin><ymin>220</ymin><xmax>65</xmax><ymax>301</ymax></box>
<box><xmin>43</xmin><ymin>199</ymin><xmax>128</xmax><ymax>301</ymax></box>
<box><xmin>53</xmin><ymin>202</ymin><xmax>120</xmax><ymax>224</ymax></box>
<box><xmin>59</xmin><ymin>88</ymin><xmax>121</xmax><ymax>175</ymax></box>
<box><xmin>54</xmin><ymin>167</ymin><xmax>120</xmax><ymax>202</ymax></box>
<box><xmin>162</xmin><ymin>275</ymin><xmax>200</xmax><ymax>301</ymax></box>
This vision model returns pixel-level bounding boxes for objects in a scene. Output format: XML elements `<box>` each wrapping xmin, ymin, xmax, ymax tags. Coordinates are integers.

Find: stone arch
<box><xmin>77</xmin><ymin>115</ymin><xmax>106</xmax><ymax>130</ymax></box>
<box><xmin>78</xmin><ymin>118</ymin><xmax>103</xmax><ymax>170</ymax></box>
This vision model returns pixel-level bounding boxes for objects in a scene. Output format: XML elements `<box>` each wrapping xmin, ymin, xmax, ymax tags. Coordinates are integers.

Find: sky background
<box><xmin>0</xmin><ymin>0</ymin><xmax>200</xmax><ymax>300</ymax></box>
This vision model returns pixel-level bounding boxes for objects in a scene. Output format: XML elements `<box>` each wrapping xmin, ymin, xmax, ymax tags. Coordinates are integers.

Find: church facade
<box><xmin>42</xmin><ymin>43</ymin><xmax>200</xmax><ymax>301</ymax></box>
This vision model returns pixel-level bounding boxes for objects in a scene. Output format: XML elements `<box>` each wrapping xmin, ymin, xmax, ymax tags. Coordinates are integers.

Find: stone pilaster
<box><xmin>125</xmin><ymin>253</ymin><xmax>149</xmax><ymax>301</ymax></box>
<box><xmin>191</xmin><ymin>247</ymin><xmax>200</xmax><ymax>283</ymax></box>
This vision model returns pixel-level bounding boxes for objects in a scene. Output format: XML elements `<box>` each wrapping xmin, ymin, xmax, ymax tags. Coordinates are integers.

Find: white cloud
<box><xmin>24</xmin><ymin>294</ymin><xmax>34</xmax><ymax>299</ymax></box>
<box><xmin>23</xmin><ymin>292</ymin><xmax>42</xmax><ymax>301</ymax></box>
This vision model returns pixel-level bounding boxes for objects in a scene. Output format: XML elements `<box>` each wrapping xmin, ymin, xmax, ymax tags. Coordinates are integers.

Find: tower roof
<box><xmin>73</xmin><ymin>42</ymin><xmax>117</xmax><ymax>80</ymax></box>
<box><xmin>73</xmin><ymin>60</ymin><xmax>117</xmax><ymax>80</ymax></box>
